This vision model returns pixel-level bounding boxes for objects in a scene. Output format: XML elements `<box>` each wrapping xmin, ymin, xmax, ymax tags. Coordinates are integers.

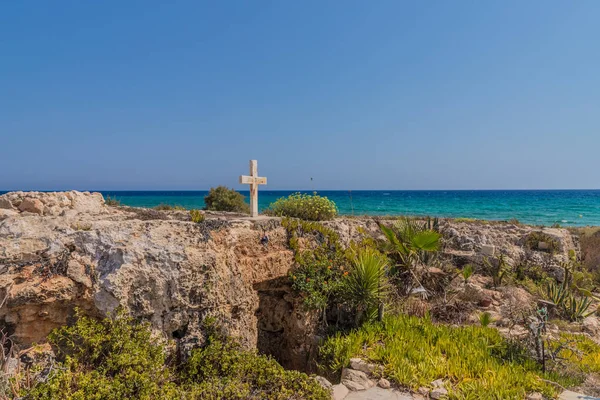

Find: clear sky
<box><xmin>1</xmin><ymin>1</ymin><xmax>599</xmax><ymax>190</ymax></box>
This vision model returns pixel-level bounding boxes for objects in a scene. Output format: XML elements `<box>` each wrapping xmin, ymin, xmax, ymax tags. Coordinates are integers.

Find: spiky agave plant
<box><xmin>344</xmin><ymin>248</ymin><xmax>390</xmax><ymax>326</ymax></box>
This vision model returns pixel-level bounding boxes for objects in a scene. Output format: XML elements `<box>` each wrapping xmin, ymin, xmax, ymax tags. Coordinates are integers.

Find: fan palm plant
<box><xmin>379</xmin><ymin>218</ymin><xmax>441</xmax><ymax>294</ymax></box>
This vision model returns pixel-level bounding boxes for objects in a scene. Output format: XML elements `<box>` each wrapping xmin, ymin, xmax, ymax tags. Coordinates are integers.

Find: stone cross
<box><xmin>239</xmin><ymin>160</ymin><xmax>267</xmax><ymax>218</ymax></box>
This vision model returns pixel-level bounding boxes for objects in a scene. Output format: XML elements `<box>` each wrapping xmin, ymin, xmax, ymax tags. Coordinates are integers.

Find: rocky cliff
<box><xmin>0</xmin><ymin>191</ymin><xmax>587</xmax><ymax>371</ymax></box>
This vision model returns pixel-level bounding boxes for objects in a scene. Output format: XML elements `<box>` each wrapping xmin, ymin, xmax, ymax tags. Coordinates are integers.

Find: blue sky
<box><xmin>1</xmin><ymin>1</ymin><xmax>599</xmax><ymax>190</ymax></box>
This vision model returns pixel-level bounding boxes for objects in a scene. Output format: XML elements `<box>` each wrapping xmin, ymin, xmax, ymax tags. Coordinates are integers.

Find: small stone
<box><xmin>431</xmin><ymin>379</ymin><xmax>445</xmax><ymax>388</ymax></box>
<box><xmin>430</xmin><ymin>387</ymin><xmax>449</xmax><ymax>399</ymax></box>
<box><xmin>349</xmin><ymin>357</ymin><xmax>377</xmax><ymax>374</ymax></box>
<box><xmin>538</xmin><ymin>241</ymin><xmax>549</xmax><ymax>250</ymax></box>
<box><xmin>332</xmin><ymin>384</ymin><xmax>349</xmax><ymax>400</ymax></box>
<box><xmin>377</xmin><ymin>378</ymin><xmax>391</xmax><ymax>389</ymax></box>
<box><xmin>526</xmin><ymin>393</ymin><xmax>543</xmax><ymax>400</ymax></box>
<box><xmin>481</xmin><ymin>244</ymin><xmax>495</xmax><ymax>256</ymax></box>
<box><xmin>417</xmin><ymin>387</ymin><xmax>429</xmax><ymax>395</ymax></box>
<box><xmin>18</xmin><ymin>198</ymin><xmax>44</xmax><ymax>215</ymax></box>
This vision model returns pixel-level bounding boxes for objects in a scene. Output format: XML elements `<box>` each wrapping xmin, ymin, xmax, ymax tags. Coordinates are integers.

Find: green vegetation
<box><xmin>461</xmin><ymin>264</ymin><xmax>474</xmax><ymax>284</ymax></box>
<box><xmin>525</xmin><ymin>231</ymin><xmax>560</xmax><ymax>253</ymax></box>
<box><xmin>204</xmin><ymin>186</ymin><xmax>250</xmax><ymax>214</ymax></box>
<box><xmin>545</xmin><ymin>256</ymin><xmax>596</xmax><ymax>321</ymax></box>
<box><xmin>478</xmin><ymin>311</ymin><xmax>493</xmax><ymax>327</ymax></box>
<box><xmin>266</xmin><ymin>193</ymin><xmax>337</xmax><ymax>221</ymax></box>
<box><xmin>104</xmin><ymin>195</ymin><xmax>121</xmax><ymax>206</ymax></box>
<box><xmin>190</xmin><ymin>209</ymin><xmax>205</xmax><ymax>223</ymax></box>
<box><xmin>553</xmin><ymin>333</ymin><xmax>600</xmax><ymax>374</ymax></box>
<box><xmin>546</xmin><ymin>281</ymin><xmax>594</xmax><ymax>321</ymax></box>
<box><xmin>320</xmin><ymin>315</ymin><xmax>584</xmax><ymax>399</ymax></box>
<box><xmin>25</xmin><ymin>311</ymin><xmax>329</xmax><ymax>400</ymax></box>
<box><xmin>483</xmin><ymin>254</ymin><xmax>510</xmax><ymax>289</ymax></box>
<box><xmin>154</xmin><ymin>203</ymin><xmax>186</xmax><ymax>211</ymax></box>
<box><xmin>343</xmin><ymin>248</ymin><xmax>390</xmax><ymax>325</ymax></box>
<box><xmin>379</xmin><ymin>217</ymin><xmax>441</xmax><ymax>269</ymax></box>
<box><xmin>284</xmin><ymin>218</ymin><xmax>347</xmax><ymax>311</ymax></box>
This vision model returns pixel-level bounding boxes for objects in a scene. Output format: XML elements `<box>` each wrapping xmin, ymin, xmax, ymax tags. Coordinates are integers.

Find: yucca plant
<box><xmin>343</xmin><ymin>248</ymin><xmax>390</xmax><ymax>326</ymax></box>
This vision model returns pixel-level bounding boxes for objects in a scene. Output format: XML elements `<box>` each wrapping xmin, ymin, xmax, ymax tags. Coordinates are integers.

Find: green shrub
<box><xmin>525</xmin><ymin>232</ymin><xmax>560</xmax><ymax>253</ymax></box>
<box><xmin>190</xmin><ymin>209</ymin><xmax>205</xmax><ymax>223</ymax></box>
<box><xmin>284</xmin><ymin>218</ymin><xmax>347</xmax><ymax>310</ymax></box>
<box><xmin>154</xmin><ymin>203</ymin><xmax>186</xmax><ymax>211</ymax></box>
<box><xmin>319</xmin><ymin>315</ymin><xmax>586</xmax><ymax>399</ymax></box>
<box><xmin>104</xmin><ymin>195</ymin><xmax>121</xmax><ymax>207</ymax></box>
<box><xmin>25</xmin><ymin>310</ymin><xmax>329</xmax><ymax>400</ymax></box>
<box><xmin>183</xmin><ymin>334</ymin><xmax>329</xmax><ymax>400</ymax></box>
<box><xmin>204</xmin><ymin>186</ymin><xmax>250</xmax><ymax>213</ymax></box>
<box><xmin>26</xmin><ymin>310</ymin><xmax>178</xmax><ymax>399</ymax></box>
<box><xmin>266</xmin><ymin>193</ymin><xmax>337</xmax><ymax>221</ymax></box>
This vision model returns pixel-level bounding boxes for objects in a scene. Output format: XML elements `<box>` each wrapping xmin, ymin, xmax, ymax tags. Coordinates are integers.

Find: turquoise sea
<box><xmin>90</xmin><ymin>190</ymin><xmax>600</xmax><ymax>227</ymax></box>
<box><xmin>3</xmin><ymin>190</ymin><xmax>599</xmax><ymax>226</ymax></box>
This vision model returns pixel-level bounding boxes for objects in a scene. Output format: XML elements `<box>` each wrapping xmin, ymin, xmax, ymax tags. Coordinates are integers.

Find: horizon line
<box><xmin>2</xmin><ymin>188</ymin><xmax>600</xmax><ymax>192</ymax></box>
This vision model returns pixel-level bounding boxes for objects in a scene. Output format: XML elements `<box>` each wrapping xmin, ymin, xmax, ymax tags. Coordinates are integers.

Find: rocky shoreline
<box><xmin>1</xmin><ymin>191</ymin><xmax>599</xmax><ymax>399</ymax></box>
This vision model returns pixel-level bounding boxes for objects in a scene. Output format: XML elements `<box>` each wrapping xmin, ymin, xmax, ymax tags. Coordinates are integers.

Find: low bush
<box><xmin>525</xmin><ymin>231</ymin><xmax>560</xmax><ymax>253</ymax></box>
<box><xmin>154</xmin><ymin>203</ymin><xmax>186</xmax><ymax>211</ymax></box>
<box><xmin>25</xmin><ymin>311</ymin><xmax>329</xmax><ymax>400</ymax></box>
<box><xmin>266</xmin><ymin>193</ymin><xmax>337</xmax><ymax>221</ymax></box>
<box><xmin>104</xmin><ymin>195</ymin><xmax>121</xmax><ymax>207</ymax></box>
<box><xmin>204</xmin><ymin>186</ymin><xmax>250</xmax><ymax>214</ymax></box>
<box><xmin>183</xmin><ymin>331</ymin><xmax>329</xmax><ymax>399</ymax></box>
<box><xmin>320</xmin><ymin>314</ymin><xmax>588</xmax><ymax>399</ymax></box>
<box><xmin>190</xmin><ymin>209</ymin><xmax>205</xmax><ymax>223</ymax></box>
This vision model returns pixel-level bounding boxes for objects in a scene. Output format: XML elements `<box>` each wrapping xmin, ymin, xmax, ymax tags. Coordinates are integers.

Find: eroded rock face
<box><xmin>0</xmin><ymin>191</ymin><xmax>586</xmax><ymax>369</ymax></box>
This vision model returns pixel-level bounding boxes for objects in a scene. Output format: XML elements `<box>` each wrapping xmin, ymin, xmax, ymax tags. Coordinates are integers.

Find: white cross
<box><xmin>239</xmin><ymin>160</ymin><xmax>267</xmax><ymax>218</ymax></box>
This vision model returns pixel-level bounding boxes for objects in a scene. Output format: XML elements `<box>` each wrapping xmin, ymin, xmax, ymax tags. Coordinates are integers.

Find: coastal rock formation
<box><xmin>0</xmin><ymin>191</ymin><xmax>589</xmax><ymax>372</ymax></box>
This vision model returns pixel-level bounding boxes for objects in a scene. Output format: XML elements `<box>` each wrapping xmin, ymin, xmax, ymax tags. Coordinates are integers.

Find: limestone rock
<box><xmin>526</xmin><ymin>393</ymin><xmax>543</xmax><ymax>400</ymax></box>
<box><xmin>18</xmin><ymin>198</ymin><xmax>44</xmax><ymax>215</ymax></box>
<box><xmin>341</xmin><ymin>368</ymin><xmax>374</xmax><ymax>391</ymax></box>
<box><xmin>431</xmin><ymin>379</ymin><xmax>445</xmax><ymax>388</ymax></box>
<box><xmin>314</xmin><ymin>376</ymin><xmax>332</xmax><ymax>392</ymax></box>
<box><xmin>0</xmin><ymin>197</ymin><xmax>15</xmax><ymax>210</ymax></box>
<box><xmin>332</xmin><ymin>384</ymin><xmax>349</xmax><ymax>400</ymax></box>
<box><xmin>430</xmin><ymin>387</ymin><xmax>448</xmax><ymax>399</ymax></box>
<box><xmin>377</xmin><ymin>378</ymin><xmax>391</xmax><ymax>389</ymax></box>
<box><xmin>0</xmin><ymin>209</ymin><xmax>18</xmax><ymax>220</ymax></box>
<box><xmin>349</xmin><ymin>357</ymin><xmax>377</xmax><ymax>375</ymax></box>
<box><xmin>67</xmin><ymin>259</ymin><xmax>92</xmax><ymax>288</ymax></box>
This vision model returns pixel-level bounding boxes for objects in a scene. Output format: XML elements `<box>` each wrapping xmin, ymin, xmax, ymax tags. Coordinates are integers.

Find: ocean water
<box><xmin>2</xmin><ymin>190</ymin><xmax>599</xmax><ymax>226</ymax></box>
<box><xmin>87</xmin><ymin>190</ymin><xmax>600</xmax><ymax>227</ymax></box>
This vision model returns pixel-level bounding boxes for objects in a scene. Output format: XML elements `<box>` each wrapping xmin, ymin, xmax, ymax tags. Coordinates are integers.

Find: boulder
<box><xmin>18</xmin><ymin>198</ymin><xmax>44</xmax><ymax>215</ymax></box>
<box><xmin>349</xmin><ymin>358</ymin><xmax>377</xmax><ymax>375</ymax></box>
<box><xmin>341</xmin><ymin>368</ymin><xmax>374</xmax><ymax>391</ymax></box>
<box><xmin>430</xmin><ymin>387</ymin><xmax>448</xmax><ymax>399</ymax></box>
<box><xmin>0</xmin><ymin>197</ymin><xmax>15</xmax><ymax>210</ymax></box>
